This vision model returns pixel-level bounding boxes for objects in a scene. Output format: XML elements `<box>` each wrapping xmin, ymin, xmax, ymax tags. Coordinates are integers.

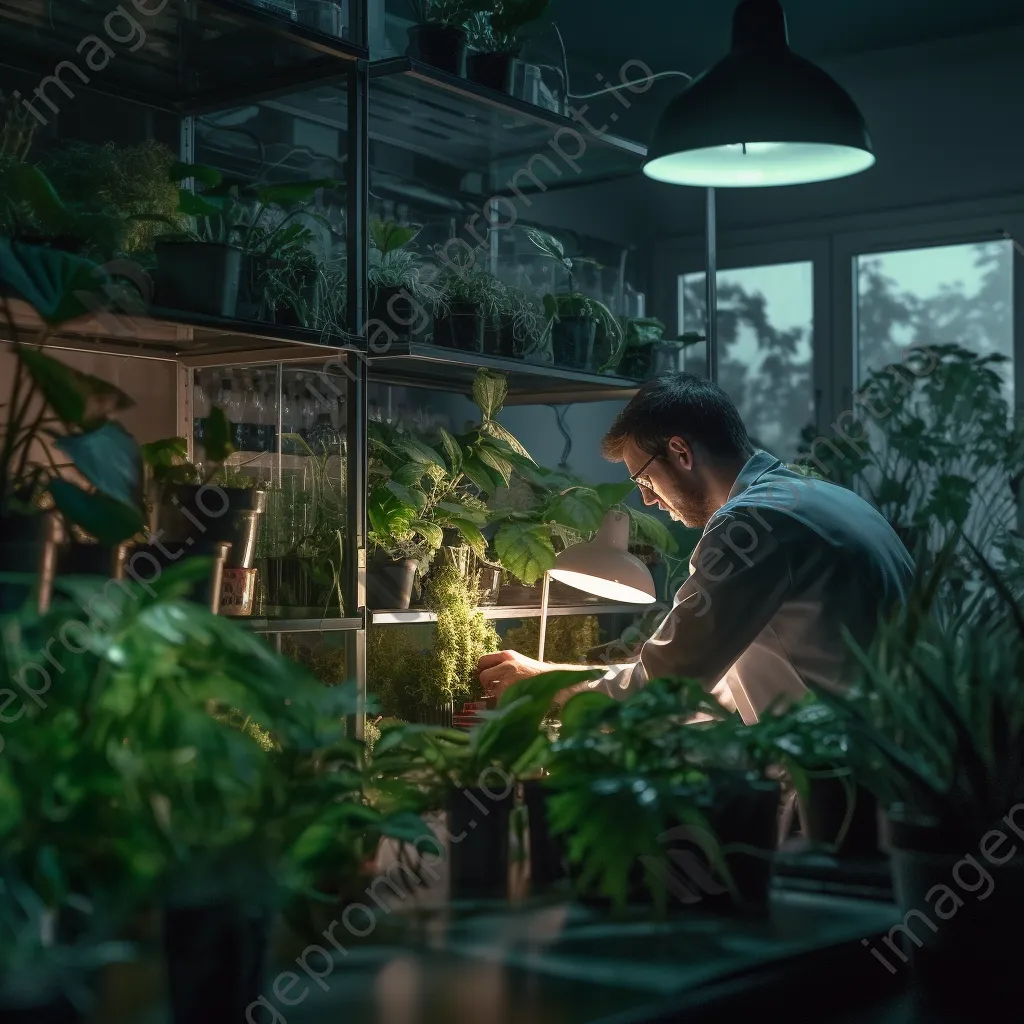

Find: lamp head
<box><xmin>643</xmin><ymin>0</ymin><xmax>875</xmax><ymax>188</ymax></box>
<box><xmin>548</xmin><ymin>511</ymin><xmax>657</xmax><ymax>604</ymax></box>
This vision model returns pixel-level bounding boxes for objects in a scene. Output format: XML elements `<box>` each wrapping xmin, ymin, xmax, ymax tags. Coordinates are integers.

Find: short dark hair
<box><xmin>602</xmin><ymin>373</ymin><xmax>753</xmax><ymax>462</ymax></box>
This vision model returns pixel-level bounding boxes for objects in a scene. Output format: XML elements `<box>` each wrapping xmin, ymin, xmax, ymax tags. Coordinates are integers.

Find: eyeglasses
<box><xmin>629</xmin><ymin>452</ymin><xmax>661</xmax><ymax>492</ymax></box>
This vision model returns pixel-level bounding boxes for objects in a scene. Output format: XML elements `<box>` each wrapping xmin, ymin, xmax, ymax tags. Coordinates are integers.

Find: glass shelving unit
<box><xmin>0</xmin><ymin>0</ymin><xmax>670</xmax><ymax>737</ymax></box>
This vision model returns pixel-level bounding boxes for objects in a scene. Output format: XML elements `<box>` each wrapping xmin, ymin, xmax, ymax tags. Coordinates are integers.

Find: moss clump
<box><xmin>504</xmin><ymin>615</ymin><xmax>600</xmax><ymax>664</ymax></box>
<box><xmin>420</xmin><ymin>560</ymin><xmax>499</xmax><ymax>708</ymax></box>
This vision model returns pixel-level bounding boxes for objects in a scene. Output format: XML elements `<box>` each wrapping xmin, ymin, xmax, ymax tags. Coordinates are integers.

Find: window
<box><xmin>853</xmin><ymin>240</ymin><xmax>1016</xmax><ymax>555</ymax></box>
<box><xmin>855</xmin><ymin>240</ymin><xmax>1014</xmax><ymax>400</ymax></box>
<box><xmin>678</xmin><ymin>261</ymin><xmax>815</xmax><ymax>462</ymax></box>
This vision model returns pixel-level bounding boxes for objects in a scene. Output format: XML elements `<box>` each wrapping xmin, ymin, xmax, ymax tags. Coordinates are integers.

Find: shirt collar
<box><xmin>725</xmin><ymin>449</ymin><xmax>781</xmax><ymax>502</ymax></box>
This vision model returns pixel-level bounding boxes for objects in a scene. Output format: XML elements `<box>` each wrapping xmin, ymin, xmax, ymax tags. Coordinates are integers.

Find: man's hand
<box><xmin>477</xmin><ymin>650</ymin><xmax>550</xmax><ymax>699</ymax></box>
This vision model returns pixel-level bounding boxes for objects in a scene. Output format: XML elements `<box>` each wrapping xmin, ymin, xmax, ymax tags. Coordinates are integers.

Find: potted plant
<box><xmin>465</xmin><ymin>0</ymin><xmax>551</xmax><ymax>93</ymax></box>
<box><xmin>367</xmin><ymin>219</ymin><xmax>436</xmax><ymax>341</ymax></box>
<box><xmin>406</xmin><ymin>1</ymin><xmax>487</xmax><ymax>76</ymax></box>
<box><xmin>370</xmin><ymin>669</ymin><xmax>597</xmax><ymax>898</ymax></box>
<box><xmin>0</xmin><ymin>241</ymin><xmax>147</xmax><ymax>611</ymax></box>
<box><xmin>542</xmin><ymin>679</ymin><xmax>742</xmax><ymax>914</ymax></box>
<box><xmin>805</xmin><ymin>542</ymin><xmax>1024</xmax><ymax>1010</ymax></box>
<box><xmin>524</xmin><ymin>228</ymin><xmax>623</xmax><ymax>371</ymax></box>
<box><xmin>150</xmin><ymin>162</ymin><xmax>335</xmax><ymax>321</ymax></box>
<box><xmin>0</xmin><ymin>563</ymin><xmax>422</xmax><ymax>1020</ymax></box>
<box><xmin>140</xmin><ymin>408</ymin><xmax>265</xmax><ymax>611</ymax></box>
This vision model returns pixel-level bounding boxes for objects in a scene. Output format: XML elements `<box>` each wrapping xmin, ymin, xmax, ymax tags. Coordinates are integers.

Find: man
<box><xmin>478</xmin><ymin>374</ymin><xmax>914</xmax><ymax>723</ymax></box>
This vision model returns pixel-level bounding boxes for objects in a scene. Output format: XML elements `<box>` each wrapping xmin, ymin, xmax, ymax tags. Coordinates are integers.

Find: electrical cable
<box><xmin>548</xmin><ymin>404</ymin><xmax>572</xmax><ymax>469</ymax></box>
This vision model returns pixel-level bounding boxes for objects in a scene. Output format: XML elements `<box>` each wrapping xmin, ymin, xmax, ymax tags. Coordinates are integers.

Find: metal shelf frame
<box><xmin>0</xmin><ymin>0</ymin><xmax>723</xmax><ymax>739</ymax></box>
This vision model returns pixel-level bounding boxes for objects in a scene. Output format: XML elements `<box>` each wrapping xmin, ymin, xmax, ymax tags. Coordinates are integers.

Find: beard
<box><xmin>657</xmin><ymin>469</ymin><xmax>716</xmax><ymax>528</ymax></box>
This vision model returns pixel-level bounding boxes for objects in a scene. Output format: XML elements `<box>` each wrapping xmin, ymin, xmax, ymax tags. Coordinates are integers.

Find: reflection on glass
<box><xmin>679</xmin><ymin>262</ymin><xmax>815</xmax><ymax>462</ymax></box>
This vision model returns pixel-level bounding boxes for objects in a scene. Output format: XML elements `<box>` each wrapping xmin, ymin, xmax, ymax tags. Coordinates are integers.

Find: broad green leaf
<box><xmin>18</xmin><ymin>346</ymin><xmax>134</xmax><ymax>426</ymax></box>
<box><xmin>0</xmin><ymin>241</ymin><xmax>115</xmax><ymax>326</ymax></box>
<box><xmin>595</xmin><ymin>481</ymin><xmax>635</xmax><ymax>508</ymax></box>
<box><xmin>494</xmin><ymin>523</ymin><xmax>555</xmax><ymax>584</ymax></box>
<box><xmin>49</xmin><ymin>479</ymin><xmax>143</xmax><ymax>545</ymax></box>
<box><xmin>5</xmin><ymin>163</ymin><xmax>68</xmax><ymax>224</ymax></box>
<box><xmin>476</xmin><ymin>447</ymin><xmax>514</xmax><ymax>487</ymax></box>
<box><xmin>394</xmin><ymin>435</ymin><xmax>446</xmax><ymax>469</ymax></box>
<box><xmin>461</xmin><ymin>453</ymin><xmax>503</xmax><ymax>494</ymax></box>
<box><xmin>544</xmin><ymin>487</ymin><xmax>605</xmax><ymax>533</ymax></box>
<box><xmin>480</xmin><ymin>419</ymin><xmax>534</xmax><ymax>461</ymax></box>
<box><xmin>408</xmin><ymin>519</ymin><xmax>444</xmax><ymax>549</ymax></box>
<box><xmin>497</xmin><ymin>669</ymin><xmax>602</xmax><ymax>710</ymax></box>
<box><xmin>369</xmin><ymin>219</ymin><xmax>421</xmax><ymax>254</ymax></box>
<box><xmin>559</xmin><ymin>690</ymin><xmax>617</xmax><ymax>736</ymax></box>
<box><xmin>368</xmin><ymin>485</ymin><xmax>416</xmax><ymax>540</ymax></box>
<box><xmin>177</xmin><ymin>191</ymin><xmax>224</xmax><ymax>218</ymax></box>
<box><xmin>386</xmin><ymin>479</ymin><xmax>427</xmax><ymax>511</ymax></box>
<box><xmin>201</xmin><ymin>407</ymin><xmax>235</xmax><ymax>464</ymax></box>
<box><xmin>473</xmin><ymin>369</ymin><xmax>508</xmax><ymax>419</ymax></box>
<box><xmin>627</xmin><ymin>508</ymin><xmax>679</xmax><ymax>556</ymax></box>
<box><xmin>435</xmin><ymin>501</ymin><xmax>487</xmax><ymax>525</ymax></box>
<box><xmin>391</xmin><ymin>463</ymin><xmax>429</xmax><ymax>487</ymax></box>
<box><xmin>448</xmin><ymin>518</ymin><xmax>487</xmax><ymax>559</ymax></box>
<box><xmin>436</xmin><ymin>427</ymin><xmax>463</xmax><ymax>473</ymax></box>
<box><xmin>54</xmin><ymin>422</ymin><xmax>142</xmax><ymax>508</ymax></box>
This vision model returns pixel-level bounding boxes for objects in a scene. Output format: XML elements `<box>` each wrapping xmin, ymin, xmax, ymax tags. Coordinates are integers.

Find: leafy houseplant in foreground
<box><xmin>804</xmin><ymin>541</ymin><xmax>1024</xmax><ymax>1008</ymax></box>
<box><xmin>367</xmin><ymin>219</ymin><xmax>436</xmax><ymax>341</ymax></box>
<box><xmin>0</xmin><ymin>563</ymin><xmax>422</xmax><ymax>1018</ymax></box>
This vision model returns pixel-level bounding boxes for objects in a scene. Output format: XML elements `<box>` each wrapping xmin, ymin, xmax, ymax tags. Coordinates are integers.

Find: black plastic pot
<box><xmin>160</xmin><ymin>486</ymin><xmax>265</xmax><ymax>569</ymax></box>
<box><xmin>448</xmin><ymin>784</ymin><xmax>514</xmax><ymax>900</ymax></box>
<box><xmin>482</xmin><ymin>313</ymin><xmax>518</xmax><ymax>357</ymax></box>
<box><xmin>466</xmin><ymin>52</ymin><xmax>515</xmax><ymax>92</ymax></box>
<box><xmin>523</xmin><ymin>780</ymin><xmax>567</xmax><ymax>892</ymax></box>
<box><xmin>433</xmin><ymin>302</ymin><xmax>481</xmax><ymax>351</ymax></box>
<box><xmin>888</xmin><ymin>811</ymin><xmax>1024</xmax><ymax>1011</ymax></box>
<box><xmin>163</xmin><ymin>903</ymin><xmax>269</xmax><ymax>1024</ymax></box>
<box><xmin>551</xmin><ymin>316</ymin><xmax>597</xmax><ymax>369</ymax></box>
<box><xmin>123</xmin><ymin>540</ymin><xmax>230</xmax><ymax>612</ymax></box>
<box><xmin>701</xmin><ymin>776</ymin><xmax>781</xmax><ymax>913</ymax></box>
<box><xmin>366</xmin><ymin>556</ymin><xmax>417</xmax><ymax>610</ymax></box>
<box><xmin>56</xmin><ymin>542</ymin><xmax>122</xmax><ymax>578</ymax></box>
<box><xmin>368</xmin><ymin>285</ymin><xmax>428</xmax><ymax>337</ymax></box>
<box><xmin>799</xmin><ymin>773</ymin><xmax>879</xmax><ymax>856</ymax></box>
<box><xmin>407</xmin><ymin>23</ymin><xmax>467</xmax><ymax>76</ymax></box>
<box><xmin>155</xmin><ymin>241</ymin><xmax>243</xmax><ymax>319</ymax></box>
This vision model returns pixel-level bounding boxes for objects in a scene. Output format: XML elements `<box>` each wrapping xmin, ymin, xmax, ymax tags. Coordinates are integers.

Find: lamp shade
<box><xmin>643</xmin><ymin>0</ymin><xmax>874</xmax><ymax>187</ymax></box>
<box><xmin>548</xmin><ymin>511</ymin><xmax>657</xmax><ymax>604</ymax></box>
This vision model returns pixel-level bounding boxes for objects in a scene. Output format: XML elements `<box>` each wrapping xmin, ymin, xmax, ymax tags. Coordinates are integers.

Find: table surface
<box><xmin>233</xmin><ymin>890</ymin><xmax>902</xmax><ymax>1024</ymax></box>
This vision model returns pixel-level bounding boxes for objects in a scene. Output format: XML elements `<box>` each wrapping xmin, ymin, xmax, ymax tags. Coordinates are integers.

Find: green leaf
<box><xmin>5</xmin><ymin>163</ymin><xmax>68</xmax><ymax>224</ymax></box>
<box><xmin>49</xmin><ymin>479</ymin><xmax>143</xmax><ymax>545</ymax></box>
<box><xmin>54</xmin><ymin>423</ymin><xmax>141</xmax><ymax>508</ymax></box>
<box><xmin>473</xmin><ymin>369</ymin><xmax>508</xmax><ymax>419</ymax></box>
<box><xmin>18</xmin><ymin>346</ymin><xmax>134</xmax><ymax>426</ymax></box>
<box><xmin>177</xmin><ymin>191</ymin><xmax>225</xmax><ymax>219</ymax></box>
<box><xmin>627</xmin><ymin>508</ymin><xmax>679</xmax><ymax>556</ymax></box>
<box><xmin>448</xmin><ymin>518</ymin><xmax>487</xmax><ymax>558</ymax></box>
<box><xmin>408</xmin><ymin>520</ymin><xmax>444</xmax><ymax>549</ymax></box>
<box><xmin>461</xmin><ymin>453</ymin><xmax>503</xmax><ymax>494</ymax></box>
<box><xmin>544</xmin><ymin>487</ymin><xmax>605</xmax><ymax>533</ymax></box>
<box><xmin>169</xmin><ymin>161</ymin><xmax>223</xmax><ymax>186</ymax></box>
<box><xmin>436</xmin><ymin>427</ymin><xmax>463</xmax><ymax>473</ymax></box>
<box><xmin>254</xmin><ymin>179</ymin><xmax>338</xmax><ymax>206</ymax></box>
<box><xmin>369</xmin><ymin>219</ymin><xmax>421</xmax><ymax>254</ymax></box>
<box><xmin>559</xmin><ymin>690</ymin><xmax>617</xmax><ymax>736</ymax></box>
<box><xmin>201</xmin><ymin>407</ymin><xmax>235</xmax><ymax>464</ymax></box>
<box><xmin>494</xmin><ymin>523</ymin><xmax>555</xmax><ymax>584</ymax></box>
<box><xmin>391</xmin><ymin>463</ymin><xmax>429</xmax><ymax>487</ymax></box>
<box><xmin>0</xmin><ymin>241</ymin><xmax>116</xmax><ymax>326</ymax></box>
<box><xmin>141</xmin><ymin>437</ymin><xmax>188</xmax><ymax>469</ymax></box>
<box><xmin>394</xmin><ymin>435</ymin><xmax>447</xmax><ymax>469</ymax></box>
<box><xmin>595</xmin><ymin>481</ymin><xmax>635</xmax><ymax>508</ymax></box>
<box><xmin>476</xmin><ymin>447</ymin><xmax>514</xmax><ymax>487</ymax></box>
<box><xmin>525</xmin><ymin>227</ymin><xmax>564</xmax><ymax>262</ymax></box>
<box><xmin>386</xmin><ymin>479</ymin><xmax>427</xmax><ymax>511</ymax></box>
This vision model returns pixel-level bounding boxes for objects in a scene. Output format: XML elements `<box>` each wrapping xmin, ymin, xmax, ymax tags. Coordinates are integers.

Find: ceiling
<box><xmin>551</xmin><ymin>0</ymin><xmax>1024</xmax><ymax>77</ymax></box>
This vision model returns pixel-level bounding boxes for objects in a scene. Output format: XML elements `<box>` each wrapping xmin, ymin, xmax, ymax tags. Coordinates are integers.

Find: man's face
<box><xmin>622</xmin><ymin>436</ymin><xmax>716</xmax><ymax>529</ymax></box>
